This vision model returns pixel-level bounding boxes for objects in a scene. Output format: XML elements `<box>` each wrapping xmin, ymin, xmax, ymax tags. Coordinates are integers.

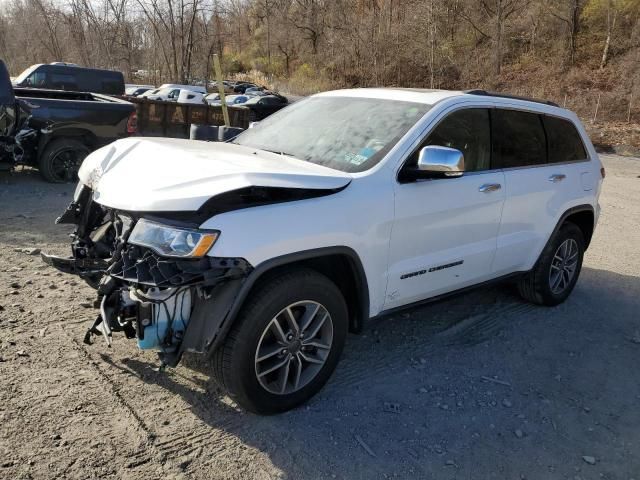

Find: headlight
<box><xmin>128</xmin><ymin>219</ymin><xmax>219</xmax><ymax>258</ymax></box>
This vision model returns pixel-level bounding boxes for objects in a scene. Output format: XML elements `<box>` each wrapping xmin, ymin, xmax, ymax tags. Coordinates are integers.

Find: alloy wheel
<box><xmin>50</xmin><ymin>148</ymin><xmax>86</xmax><ymax>182</ymax></box>
<box><xmin>254</xmin><ymin>300</ymin><xmax>333</xmax><ymax>395</ymax></box>
<box><xmin>549</xmin><ymin>238</ymin><xmax>579</xmax><ymax>295</ymax></box>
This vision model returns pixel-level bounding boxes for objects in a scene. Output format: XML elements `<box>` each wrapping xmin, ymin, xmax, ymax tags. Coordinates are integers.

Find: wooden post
<box><xmin>213</xmin><ymin>54</ymin><xmax>230</xmax><ymax>127</ymax></box>
<box><xmin>593</xmin><ymin>93</ymin><xmax>601</xmax><ymax>123</ymax></box>
<box><xmin>628</xmin><ymin>94</ymin><xmax>633</xmax><ymax>123</ymax></box>
<box><xmin>563</xmin><ymin>94</ymin><xmax>567</xmax><ymax>108</ymax></box>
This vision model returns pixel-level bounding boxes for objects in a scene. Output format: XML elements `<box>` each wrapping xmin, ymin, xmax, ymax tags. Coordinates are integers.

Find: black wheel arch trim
<box><xmin>537</xmin><ymin>204</ymin><xmax>595</xmax><ymax>265</ymax></box>
<box><xmin>205</xmin><ymin>246</ymin><xmax>370</xmax><ymax>357</ymax></box>
<box><xmin>37</xmin><ymin>129</ymin><xmax>97</xmax><ymax>158</ymax></box>
<box><xmin>551</xmin><ymin>204</ymin><xmax>595</xmax><ymax>243</ymax></box>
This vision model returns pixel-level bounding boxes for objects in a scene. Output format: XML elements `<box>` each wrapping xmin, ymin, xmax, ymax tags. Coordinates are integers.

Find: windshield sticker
<box><xmin>345</xmin><ymin>152</ymin><xmax>369</xmax><ymax>165</ymax></box>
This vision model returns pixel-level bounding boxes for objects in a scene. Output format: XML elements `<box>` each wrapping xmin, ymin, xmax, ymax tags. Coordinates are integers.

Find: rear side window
<box><xmin>543</xmin><ymin>116</ymin><xmax>587</xmax><ymax>163</ymax></box>
<box><xmin>50</xmin><ymin>73</ymin><xmax>78</xmax><ymax>91</ymax></box>
<box><xmin>420</xmin><ymin>108</ymin><xmax>491</xmax><ymax>172</ymax></box>
<box><xmin>492</xmin><ymin>109</ymin><xmax>546</xmax><ymax>168</ymax></box>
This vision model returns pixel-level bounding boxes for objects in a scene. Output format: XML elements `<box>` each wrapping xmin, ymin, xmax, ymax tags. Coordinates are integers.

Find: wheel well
<box><xmin>39</xmin><ymin>130</ymin><xmax>97</xmax><ymax>157</ymax></box>
<box><xmin>249</xmin><ymin>253</ymin><xmax>368</xmax><ymax>333</ymax></box>
<box><xmin>563</xmin><ymin>209</ymin><xmax>595</xmax><ymax>248</ymax></box>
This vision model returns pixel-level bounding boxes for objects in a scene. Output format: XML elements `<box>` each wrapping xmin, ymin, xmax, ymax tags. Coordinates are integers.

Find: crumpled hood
<box><xmin>78</xmin><ymin>137</ymin><xmax>352</xmax><ymax>212</ymax></box>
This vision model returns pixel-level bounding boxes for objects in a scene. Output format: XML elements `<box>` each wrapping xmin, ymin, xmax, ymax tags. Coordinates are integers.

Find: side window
<box><xmin>414</xmin><ymin>108</ymin><xmax>491</xmax><ymax>172</ymax></box>
<box><xmin>26</xmin><ymin>70</ymin><xmax>46</xmax><ymax>87</ymax></box>
<box><xmin>543</xmin><ymin>116</ymin><xmax>587</xmax><ymax>163</ymax></box>
<box><xmin>102</xmin><ymin>80</ymin><xmax>121</xmax><ymax>95</ymax></box>
<box><xmin>492</xmin><ymin>109</ymin><xmax>546</xmax><ymax>168</ymax></box>
<box><xmin>50</xmin><ymin>73</ymin><xmax>78</xmax><ymax>91</ymax></box>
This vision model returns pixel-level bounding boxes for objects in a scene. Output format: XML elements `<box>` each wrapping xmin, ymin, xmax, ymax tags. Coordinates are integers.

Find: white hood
<box><xmin>78</xmin><ymin>137</ymin><xmax>352</xmax><ymax>212</ymax></box>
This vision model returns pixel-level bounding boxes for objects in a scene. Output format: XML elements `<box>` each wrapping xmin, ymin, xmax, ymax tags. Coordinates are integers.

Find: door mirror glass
<box><xmin>417</xmin><ymin>145</ymin><xmax>464</xmax><ymax>177</ymax></box>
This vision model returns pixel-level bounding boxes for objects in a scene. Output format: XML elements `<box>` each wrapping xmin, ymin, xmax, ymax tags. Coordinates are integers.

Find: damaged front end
<box><xmin>42</xmin><ymin>185</ymin><xmax>252</xmax><ymax>367</ymax></box>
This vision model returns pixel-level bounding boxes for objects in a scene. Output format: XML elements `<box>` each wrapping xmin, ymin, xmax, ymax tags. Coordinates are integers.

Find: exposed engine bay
<box><xmin>42</xmin><ymin>185</ymin><xmax>252</xmax><ymax>367</ymax></box>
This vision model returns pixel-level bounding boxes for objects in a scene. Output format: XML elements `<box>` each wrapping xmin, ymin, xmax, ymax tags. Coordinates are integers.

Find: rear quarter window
<box><xmin>543</xmin><ymin>116</ymin><xmax>588</xmax><ymax>162</ymax></box>
<box><xmin>491</xmin><ymin>109</ymin><xmax>547</xmax><ymax>168</ymax></box>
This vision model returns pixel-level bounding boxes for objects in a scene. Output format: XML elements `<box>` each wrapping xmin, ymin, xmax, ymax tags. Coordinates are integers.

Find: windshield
<box><xmin>232</xmin><ymin>96</ymin><xmax>431</xmax><ymax>173</ymax></box>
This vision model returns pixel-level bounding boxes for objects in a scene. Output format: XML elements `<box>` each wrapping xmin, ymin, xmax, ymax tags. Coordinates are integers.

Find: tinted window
<box><xmin>50</xmin><ymin>73</ymin><xmax>78</xmax><ymax>90</ymax></box>
<box><xmin>26</xmin><ymin>70</ymin><xmax>47</xmax><ymax>87</ymax></box>
<box><xmin>543</xmin><ymin>116</ymin><xmax>587</xmax><ymax>162</ymax></box>
<box><xmin>492</xmin><ymin>109</ymin><xmax>546</xmax><ymax>168</ymax></box>
<box><xmin>417</xmin><ymin>108</ymin><xmax>491</xmax><ymax>172</ymax></box>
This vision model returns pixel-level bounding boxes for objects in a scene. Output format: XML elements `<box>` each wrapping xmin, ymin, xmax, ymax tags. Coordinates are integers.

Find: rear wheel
<box><xmin>38</xmin><ymin>138</ymin><xmax>90</xmax><ymax>183</ymax></box>
<box><xmin>212</xmin><ymin>269</ymin><xmax>348</xmax><ymax>414</ymax></box>
<box><xmin>518</xmin><ymin>222</ymin><xmax>585</xmax><ymax>306</ymax></box>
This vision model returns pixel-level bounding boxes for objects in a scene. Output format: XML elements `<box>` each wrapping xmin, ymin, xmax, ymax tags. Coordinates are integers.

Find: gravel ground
<box><xmin>0</xmin><ymin>155</ymin><xmax>638</xmax><ymax>480</ymax></box>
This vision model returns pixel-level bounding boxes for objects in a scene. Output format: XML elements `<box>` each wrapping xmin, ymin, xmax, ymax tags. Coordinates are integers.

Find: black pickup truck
<box><xmin>0</xmin><ymin>60</ymin><xmax>135</xmax><ymax>182</ymax></box>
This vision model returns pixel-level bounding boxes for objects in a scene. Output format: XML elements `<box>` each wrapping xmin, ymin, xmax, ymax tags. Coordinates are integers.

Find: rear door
<box><xmin>385</xmin><ymin>107</ymin><xmax>506</xmax><ymax>309</ymax></box>
<box><xmin>491</xmin><ymin>107</ymin><xmax>591</xmax><ymax>274</ymax></box>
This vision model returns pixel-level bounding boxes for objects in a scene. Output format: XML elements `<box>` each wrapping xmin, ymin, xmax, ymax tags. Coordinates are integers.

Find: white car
<box><xmin>159</xmin><ymin>83</ymin><xmax>207</xmax><ymax>95</ymax></box>
<box><xmin>140</xmin><ymin>87</ymin><xmax>176</xmax><ymax>101</ymax></box>
<box><xmin>43</xmin><ymin>88</ymin><xmax>603</xmax><ymax>414</ymax></box>
<box><xmin>176</xmin><ymin>89</ymin><xmax>205</xmax><ymax>104</ymax></box>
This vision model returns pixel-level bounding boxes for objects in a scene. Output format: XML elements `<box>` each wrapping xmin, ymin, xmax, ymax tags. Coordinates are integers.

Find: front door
<box><xmin>385</xmin><ymin>108</ymin><xmax>505</xmax><ymax>309</ymax></box>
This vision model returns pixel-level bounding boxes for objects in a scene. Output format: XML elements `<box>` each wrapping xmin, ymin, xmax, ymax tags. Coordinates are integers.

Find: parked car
<box><xmin>204</xmin><ymin>92</ymin><xmax>222</xmax><ymax>105</ymax></box>
<box><xmin>220</xmin><ymin>94</ymin><xmax>249</xmax><ymax>105</ymax></box>
<box><xmin>142</xmin><ymin>87</ymin><xmax>179</xmax><ymax>101</ymax></box>
<box><xmin>13</xmin><ymin>63</ymin><xmax>125</xmax><ymax>95</ymax></box>
<box><xmin>125</xmin><ymin>84</ymin><xmax>154</xmax><ymax>96</ymax></box>
<box><xmin>233</xmin><ymin>82</ymin><xmax>258</xmax><ymax>93</ymax></box>
<box><xmin>42</xmin><ymin>88</ymin><xmax>603</xmax><ymax>414</ymax></box>
<box><xmin>177</xmin><ymin>89</ymin><xmax>205</xmax><ymax>104</ymax></box>
<box><xmin>243</xmin><ymin>94</ymin><xmax>288</xmax><ymax>121</ymax></box>
<box><xmin>0</xmin><ymin>60</ymin><xmax>135</xmax><ymax>182</ymax></box>
<box><xmin>159</xmin><ymin>83</ymin><xmax>207</xmax><ymax>95</ymax></box>
<box><xmin>207</xmin><ymin>80</ymin><xmax>236</xmax><ymax>93</ymax></box>
<box><xmin>203</xmin><ymin>93</ymin><xmax>248</xmax><ymax>106</ymax></box>
<box><xmin>244</xmin><ymin>86</ymin><xmax>266</xmax><ymax>95</ymax></box>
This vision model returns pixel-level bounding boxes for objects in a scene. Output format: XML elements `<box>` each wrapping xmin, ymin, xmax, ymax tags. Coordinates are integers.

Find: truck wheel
<box><xmin>212</xmin><ymin>268</ymin><xmax>348</xmax><ymax>414</ymax></box>
<box><xmin>39</xmin><ymin>138</ymin><xmax>90</xmax><ymax>183</ymax></box>
<box><xmin>518</xmin><ymin>222</ymin><xmax>585</xmax><ymax>306</ymax></box>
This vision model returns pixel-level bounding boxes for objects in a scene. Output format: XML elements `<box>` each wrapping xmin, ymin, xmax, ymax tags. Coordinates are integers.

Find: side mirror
<box><xmin>417</xmin><ymin>145</ymin><xmax>464</xmax><ymax>177</ymax></box>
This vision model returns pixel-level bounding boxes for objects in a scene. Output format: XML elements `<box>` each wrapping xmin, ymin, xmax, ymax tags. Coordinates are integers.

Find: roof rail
<box><xmin>464</xmin><ymin>89</ymin><xmax>560</xmax><ymax>107</ymax></box>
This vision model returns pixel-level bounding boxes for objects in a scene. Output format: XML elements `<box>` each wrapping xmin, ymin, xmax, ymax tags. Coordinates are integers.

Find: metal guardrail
<box><xmin>124</xmin><ymin>97</ymin><xmax>249</xmax><ymax>138</ymax></box>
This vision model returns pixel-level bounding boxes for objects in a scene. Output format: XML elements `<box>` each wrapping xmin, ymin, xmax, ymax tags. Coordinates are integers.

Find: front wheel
<box><xmin>212</xmin><ymin>269</ymin><xmax>348</xmax><ymax>414</ymax></box>
<box><xmin>518</xmin><ymin>222</ymin><xmax>585</xmax><ymax>306</ymax></box>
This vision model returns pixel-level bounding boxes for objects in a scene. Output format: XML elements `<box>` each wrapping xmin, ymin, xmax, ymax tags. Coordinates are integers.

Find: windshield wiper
<box><xmin>259</xmin><ymin>148</ymin><xmax>296</xmax><ymax>157</ymax></box>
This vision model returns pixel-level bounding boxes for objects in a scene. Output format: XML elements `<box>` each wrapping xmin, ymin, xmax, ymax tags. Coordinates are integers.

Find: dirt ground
<box><xmin>0</xmin><ymin>155</ymin><xmax>639</xmax><ymax>480</ymax></box>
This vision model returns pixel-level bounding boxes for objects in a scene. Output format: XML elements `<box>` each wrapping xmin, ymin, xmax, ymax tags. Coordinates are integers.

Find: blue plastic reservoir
<box><xmin>136</xmin><ymin>288</ymin><xmax>191</xmax><ymax>351</ymax></box>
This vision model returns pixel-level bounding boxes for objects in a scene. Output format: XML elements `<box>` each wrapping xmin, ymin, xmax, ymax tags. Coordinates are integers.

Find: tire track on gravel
<box><xmin>62</xmin><ymin>325</ymin><xmax>251</xmax><ymax>467</ymax></box>
<box><xmin>329</xmin><ymin>301</ymin><xmax>537</xmax><ymax>390</ymax></box>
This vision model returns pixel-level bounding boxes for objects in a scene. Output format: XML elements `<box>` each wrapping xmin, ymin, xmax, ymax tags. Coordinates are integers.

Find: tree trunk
<box><xmin>600</xmin><ymin>0</ymin><xmax>617</xmax><ymax>70</ymax></box>
<box><xmin>495</xmin><ymin>1</ymin><xmax>503</xmax><ymax>75</ymax></box>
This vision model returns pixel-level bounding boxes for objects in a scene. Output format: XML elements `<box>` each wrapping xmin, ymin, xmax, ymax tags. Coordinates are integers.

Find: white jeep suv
<box><xmin>43</xmin><ymin>88</ymin><xmax>603</xmax><ymax>414</ymax></box>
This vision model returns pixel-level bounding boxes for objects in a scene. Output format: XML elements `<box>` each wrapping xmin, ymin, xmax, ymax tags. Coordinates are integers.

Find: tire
<box><xmin>212</xmin><ymin>268</ymin><xmax>348</xmax><ymax>414</ymax></box>
<box><xmin>518</xmin><ymin>222</ymin><xmax>585</xmax><ymax>306</ymax></box>
<box><xmin>38</xmin><ymin>138</ymin><xmax>90</xmax><ymax>183</ymax></box>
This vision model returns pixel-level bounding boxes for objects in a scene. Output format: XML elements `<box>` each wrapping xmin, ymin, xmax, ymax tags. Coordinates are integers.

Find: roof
<box><xmin>316</xmin><ymin>88</ymin><xmax>462</xmax><ymax>104</ymax></box>
<box><xmin>314</xmin><ymin>88</ymin><xmax>563</xmax><ymax>112</ymax></box>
